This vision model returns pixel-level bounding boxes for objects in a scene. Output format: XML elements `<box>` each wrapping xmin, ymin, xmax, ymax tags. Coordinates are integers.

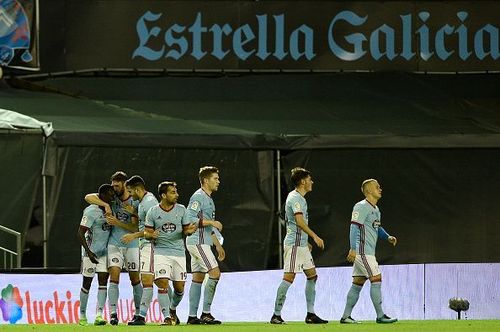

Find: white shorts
<box><xmin>154</xmin><ymin>255</ymin><xmax>187</xmax><ymax>281</ymax></box>
<box><xmin>353</xmin><ymin>254</ymin><xmax>381</xmax><ymax>278</ymax></box>
<box><xmin>140</xmin><ymin>243</ymin><xmax>154</xmax><ymax>275</ymax></box>
<box><xmin>187</xmin><ymin>244</ymin><xmax>218</xmax><ymax>273</ymax></box>
<box><xmin>283</xmin><ymin>245</ymin><xmax>315</xmax><ymax>273</ymax></box>
<box><xmin>81</xmin><ymin>255</ymin><xmax>108</xmax><ymax>278</ymax></box>
<box><xmin>108</xmin><ymin>245</ymin><xmax>140</xmax><ymax>272</ymax></box>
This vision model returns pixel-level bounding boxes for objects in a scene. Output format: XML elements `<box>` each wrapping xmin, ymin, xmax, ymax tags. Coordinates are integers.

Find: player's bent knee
<box><xmin>173</xmin><ymin>281</ymin><xmax>185</xmax><ymax>293</ymax></box>
<box><xmin>154</xmin><ymin>278</ymin><xmax>169</xmax><ymax>289</ymax></box>
<box><xmin>353</xmin><ymin>276</ymin><xmax>367</xmax><ymax>286</ymax></box>
<box><xmin>208</xmin><ymin>268</ymin><xmax>221</xmax><ymax>279</ymax></box>
<box><xmin>307</xmin><ymin>275</ymin><xmax>318</xmax><ymax>282</ymax></box>
<box><xmin>369</xmin><ymin>275</ymin><xmax>382</xmax><ymax>283</ymax></box>
<box><xmin>283</xmin><ymin>273</ymin><xmax>296</xmax><ymax>283</ymax></box>
<box><xmin>82</xmin><ymin>278</ymin><xmax>92</xmax><ymax>290</ymax></box>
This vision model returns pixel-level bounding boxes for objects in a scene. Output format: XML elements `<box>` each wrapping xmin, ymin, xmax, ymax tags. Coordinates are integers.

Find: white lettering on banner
<box><xmin>133</xmin><ymin>11</ymin><xmax>499</xmax><ymax>63</ymax></box>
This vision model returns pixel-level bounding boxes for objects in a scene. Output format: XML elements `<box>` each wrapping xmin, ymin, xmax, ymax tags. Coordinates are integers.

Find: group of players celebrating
<box><xmin>78</xmin><ymin>166</ymin><xmax>223</xmax><ymax>326</ymax></box>
<box><xmin>77</xmin><ymin>166</ymin><xmax>398</xmax><ymax>326</ymax></box>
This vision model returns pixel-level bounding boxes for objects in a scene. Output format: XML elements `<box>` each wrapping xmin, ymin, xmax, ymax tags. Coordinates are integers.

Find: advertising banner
<box><xmin>1</xmin><ymin>264</ymin><xmax>499</xmax><ymax>324</ymax></box>
<box><xmin>53</xmin><ymin>1</ymin><xmax>500</xmax><ymax>72</ymax></box>
<box><xmin>0</xmin><ymin>0</ymin><xmax>39</xmax><ymax>70</ymax></box>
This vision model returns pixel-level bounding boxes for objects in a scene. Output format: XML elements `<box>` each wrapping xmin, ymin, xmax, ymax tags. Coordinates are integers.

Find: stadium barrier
<box><xmin>0</xmin><ymin>263</ymin><xmax>499</xmax><ymax>324</ymax></box>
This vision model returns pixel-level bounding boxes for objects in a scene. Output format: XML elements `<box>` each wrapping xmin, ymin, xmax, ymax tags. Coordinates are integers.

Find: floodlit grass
<box><xmin>1</xmin><ymin>320</ymin><xmax>500</xmax><ymax>332</ymax></box>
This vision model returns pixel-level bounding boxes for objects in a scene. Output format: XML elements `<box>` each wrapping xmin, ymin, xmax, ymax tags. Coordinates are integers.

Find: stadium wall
<box><xmin>0</xmin><ymin>263</ymin><xmax>499</xmax><ymax>324</ymax></box>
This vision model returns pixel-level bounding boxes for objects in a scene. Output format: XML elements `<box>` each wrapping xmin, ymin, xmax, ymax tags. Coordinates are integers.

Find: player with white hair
<box><xmin>340</xmin><ymin>179</ymin><xmax>398</xmax><ymax>324</ymax></box>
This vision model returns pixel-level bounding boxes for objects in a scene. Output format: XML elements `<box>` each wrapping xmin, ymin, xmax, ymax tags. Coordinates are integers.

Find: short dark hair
<box><xmin>110</xmin><ymin>171</ymin><xmax>128</xmax><ymax>182</ymax></box>
<box><xmin>158</xmin><ymin>181</ymin><xmax>177</xmax><ymax>197</ymax></box>
<box><xmin>199</xmin><ymin>166</ymin><xmax>218</xmax><ymax>184</ymax></box>
<box><xmin>126</xmin><ymin>175</ymin><xmax>146</xmax><ymax>189</ymax></box>
<box><xmin>98</xmin><ymin>183</ymin><xmax>114</xmax><ymax>198</ymax></box>
<box><xmin>290</xmin><ymin>167</ymin><xmax>311</xmax><ymax>187</ymax></box>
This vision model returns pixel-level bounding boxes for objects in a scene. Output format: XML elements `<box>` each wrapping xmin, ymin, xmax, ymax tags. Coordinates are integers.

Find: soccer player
<box><xmin>185</xmin><ymin>166</ymin><xmax>225</xmax><ymax>325</ymax></box>
<box><xmin>119</xmin><ymin>175</ymin><xmax>159</xmax><ymax>325</ymax></box>
<box><xmin>77</xmin><ymin>184</ymin><xmax>115</xmax><ymax>326</ymax></box>
<box><xmin>340</xmin><ymin>179</ymin><xmax>398</xmax><ymax>324</ymax></box>
<box><xmin>85</xmin><ymin>171</ymin><xmax>142</xmax><ymax>325</ymax></box>
<box><xmin>270</xmin><ymin>167</ymin><xmax>328</xmax><ymax>325</ymax></box>
<box><xmin>144</xmin><ymin>181</ymin><xmax>197</xmax><ymax>325</ymax></box>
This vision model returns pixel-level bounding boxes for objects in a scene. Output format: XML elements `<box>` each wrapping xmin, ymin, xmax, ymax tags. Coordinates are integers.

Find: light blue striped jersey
<box><xmin>145</xmin><ymin>203</ymin><xmax>188</xmax><ymax>257</ymax></box>
<box><xmin>351</xmin><ymin>199</ymin><xmax>381</xmax><ymax>256</ymax></box>
<box><xmin>284</xmin><ymin>190</ymin><xmax>309</xmax><ymax>247</ymax></box>
<box><xmin>185</xmin><ymin>188</ymin><xmax>216</xmax><ymax>246</ymax></box>
<box><xmin>138</xmin><ymin>192</ymin><xmax>159</xmax><ymax>247</ymax></box>
<box><xmin>80</xmin><ymin>205</ymin><xmax>111</xmax><ymax>258</ymax></box>
<box><xmin>108</xmin><ymin>195</ymin><xmax>139</xmax><ymax>248</ymax></box>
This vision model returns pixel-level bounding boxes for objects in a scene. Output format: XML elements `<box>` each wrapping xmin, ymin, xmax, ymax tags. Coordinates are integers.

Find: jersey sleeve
<box><xmin>80</xmin><ymin>208</ymin><xmax>96</xmax><ymax>228</ymax></box>
<box><xmin>291</xmin><ymin>197</ymin><xmax>305</xmax><ymax>215</ymax></box>
<box><xmin>180</xmin><ymin>206</ymin><xmax>190</xmax><ymax>226</ymax></box>
<box><xmin>186</xmin><ymin>194</ymin><xmax>203</xmax><ymax>224</ymax></box>
<box><xmin>140</xmin><ymin>196</ymin><xmax>158</xmax><ymax>221</ymax></box>
<box><xmin>144</xmin><ymin>208</ymin><xmax>155</xmax><ymax>228</ymax></box>
<box><xmin>351</xmin><ymin>203</ymin><xmax>369</xmax><ymax>226</ymax></box>
<box><xmin>349</xmin><ymin>223</ymin><xmax>360</xmax><ymax>250</ymax></box>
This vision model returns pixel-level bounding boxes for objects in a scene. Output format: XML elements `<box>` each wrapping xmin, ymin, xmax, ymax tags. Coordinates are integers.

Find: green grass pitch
<box><xmin>1</xmin><ymin>321</ymin><xmax>500</xmax><ymax>332</ymax></box>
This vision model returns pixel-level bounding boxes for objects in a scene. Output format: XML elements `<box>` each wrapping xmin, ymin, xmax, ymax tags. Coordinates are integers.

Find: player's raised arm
<box><xmin>106</xmin><ymin>214</ymin><xmax>138</xmax><ymax>233</ymax></box>
<box><xmin>85</xmin><ymin>193</ymin><xmax>112</xmax><ymax>215</ymax></box>
<box><xmin>121</xmin><ymin>230</ymin><xmax>143</xmax><ymax>244</ymax></box>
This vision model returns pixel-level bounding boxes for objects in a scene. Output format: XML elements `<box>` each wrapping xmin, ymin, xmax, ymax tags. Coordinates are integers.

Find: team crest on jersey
<box><xmin>352</xmin><ymin>211</ymin><xmax>359</xmax><ymax>221</ymax></box>
<box><xmin>293</xmin><ymin>202</ymin><xmax>301</xmax><ymax>212</ymax></box>
<box><xmin>190</xmin><ymin>201</ymin><xmax>199</xmax><ymax>211</ymax></box>
<box><xmin>112</xmin><ymin>258</ymin><xmax>119</xmax><ymax>263</ymax></box>
<box><xmin>87</xmin><ymin>267</ymin><xmax>95</xmax><ymax>273</ymax></box>
<box><xmin>162</xmin><ymin>223</ymin><xmax>176</xmax><ymax>233</ymax></box>
<box><xmin>159</xmin><ymin>269</ymin><xmax>166</xmax><ymax>274</ymax></box>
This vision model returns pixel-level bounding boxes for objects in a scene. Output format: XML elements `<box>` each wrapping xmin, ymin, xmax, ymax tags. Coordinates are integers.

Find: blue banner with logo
<box><xmin>48</xmin><ymin>1</ymin><xmax>499</xmax><ymax>72</ymax></box>
<box><xmin>0</xmin><ymin>0</ymin><xmax>39</xmax><ymax>70</ymax></box>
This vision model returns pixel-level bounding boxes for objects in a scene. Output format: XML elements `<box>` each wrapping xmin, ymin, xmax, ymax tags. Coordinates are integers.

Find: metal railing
<box><xmin>0</xmin><ymin>225</ymin><xmax>22</xmax><ymax>269</ymax></box>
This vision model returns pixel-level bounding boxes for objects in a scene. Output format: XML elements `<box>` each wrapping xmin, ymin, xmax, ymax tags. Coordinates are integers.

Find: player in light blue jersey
<box><xmin>85</xmin><ymin>171</ymin><xmax>142</xmax><ymax>325</ymax></box>
<box><xmin>77</xmin><ymin>184</ymin><xmax>114</xmax><ymax>326</ymax></box>
<box><xmin>118</xmin><ymin>175</ymin><xmax>159</xmax><ymax>325</ymax></box>
<box><xmin>144</xmin><ymin>181</ymin><xmax>197</xmax><ymax>325</ymax></box>
<box><xmin>271</xmin><ymin>167</ymin><xmax>327</xmax><ymax>325</ymax></box>
<box><xmin>340</xmin><ymin>179</ymin><xmax>398</xmax><ymax>324</ymax></box>
<box><xmin>186</xmin><ymin>166</ymin><xmax>225</xmax><ymax>325</ymax></box>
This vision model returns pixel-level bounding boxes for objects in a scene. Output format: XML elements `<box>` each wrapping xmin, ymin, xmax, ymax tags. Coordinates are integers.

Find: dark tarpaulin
<box><xmin>0</xmin><ymin>132</ymin><xmax>42</xmax><ymax>267</ymax></box>
<box><xmin>1</xmin><ymin>72</ymin><xmax>500</xmax><ymax>269</ymax></box>
<box><xmin>47</xmin><ymin>147</ymin><xmax>275</xmax><ymax>271</ymax></box>
<box><xmin>22</xmin><ymin>72</ymin><xmax>500</xmax><ymax>149</ymax></box>
<box><xmin>281</xmin><ymin>149</ymin><xmax>500</xmax><ymax>266</ymax></box>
